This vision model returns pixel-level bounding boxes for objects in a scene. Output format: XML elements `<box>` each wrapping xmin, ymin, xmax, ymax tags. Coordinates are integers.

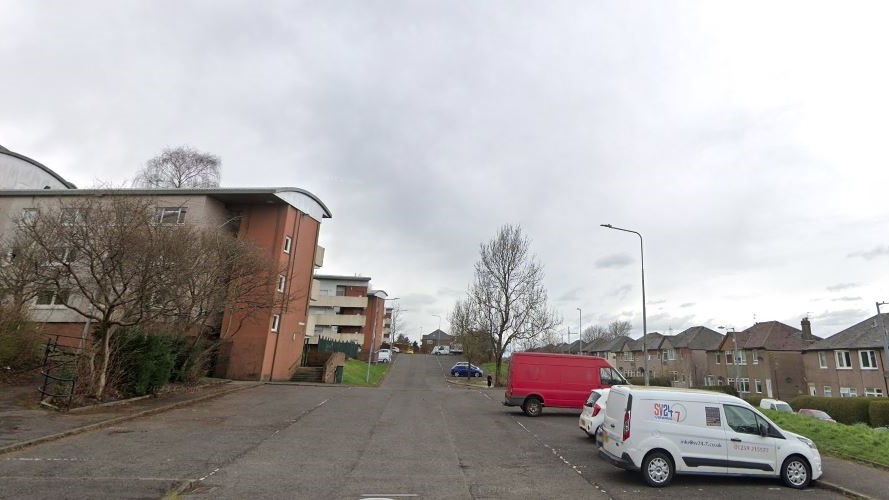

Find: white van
<box><xmin>598</xmin><ymin>386</ymin><xmax>822</xmax><ymax>489</ymax></box>
<box><xmin>431</xmin><ymin>345</ymin><xmax>450</xmax><ymax>355</ymax></box>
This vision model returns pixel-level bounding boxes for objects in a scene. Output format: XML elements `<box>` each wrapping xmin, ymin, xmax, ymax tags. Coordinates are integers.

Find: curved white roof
<box><xmin>0</xmin><ymin>145</ymin><xmax>76</xmax><ymax>189</ymax></box>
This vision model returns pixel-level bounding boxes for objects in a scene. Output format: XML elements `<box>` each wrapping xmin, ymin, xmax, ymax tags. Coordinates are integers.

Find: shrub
<box><xmin>170</xmin><ymin>336</ymin><xmax>213</xmax><ymax>384</ymax></box>
<box><xmin>870</xmin><ymin>400</ymin><xmax>889</xmax><ymax>428</ymax></box>
<box><xmin>692</xmin><ymin>385</ymin><xmax>739</xmax><ymax>397</ymax></box>
<box><xmin>115</xmin><ymin>330</ymin><xmax>175</xmax><ymax>397</ymax></box>
<box><xmin>627</xmin><ymin>376</ymin><xmax>672</xmax><ymax>387</ymax></box>
<box><xmin>744</xmin><ymin>395</ymin><xmax>764</xmax><ymax>407</ymax></box>
<box><xmin>0</xmin><ymin>306</ymin><xmax>43</xmax><ymax>372</ymax></box>
<box><xmin>790</xmin><ymin>395</ymin><xmax>871</xmax><ymax>425</ymax></box>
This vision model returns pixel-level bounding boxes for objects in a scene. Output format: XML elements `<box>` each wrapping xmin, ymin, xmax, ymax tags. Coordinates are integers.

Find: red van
<box><xmin>503</xmin><ymin>352</ymin><xmax>627</xmax><ymax>416</ymax></box>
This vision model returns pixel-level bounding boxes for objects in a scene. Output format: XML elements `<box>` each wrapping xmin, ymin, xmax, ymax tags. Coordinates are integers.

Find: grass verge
<box><xmin>765</xmin><ymin>410</ymin><xmax>889</xmax><ymax>467</ymax></box>
<box><xmin>480</xmin><ymin>361</ymin><xmax>509</xmax><ymax>386</ymax></box>
<box><xmin>341</xmin><ymin>359</ymin><xmax>389</xmax><ymax>386</ymax></box>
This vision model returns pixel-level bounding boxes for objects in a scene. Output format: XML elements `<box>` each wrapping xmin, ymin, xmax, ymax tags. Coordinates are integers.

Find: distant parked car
<box><xmin>377</xmin><ymin>349</ymin><xmax>392</xmax><ymax>363</ymax></box>
<box><xmin>760</xmin><ymin>398</ymin><xmax>793</xmax><ymax>413</ymax></box>
<box><xmin>431</xmin><ymin>345</ymin><xmax>450</xmax><ymax>355</ymax></box>
<box><xmin>798</xmin><ymin>409</ymin><xmax>836</xmax><ymax>423</ymax></box>
<box><xmin>451</xmin><ymin>362</ymin><xmax>483</xmax><ymax>377</ymax></box>
<box><xmin>391</xmin><ymin>346</ymin><xmax>400</xmax><ymax>353</ymax></box>
<box><xmin>579</xmin><ymin>388</ymin><xmax>610</xmax><ymax>441</ymax></box>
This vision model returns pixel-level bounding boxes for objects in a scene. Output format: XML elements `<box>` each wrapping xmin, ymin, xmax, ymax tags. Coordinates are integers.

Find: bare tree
<box><xmin>607</xmin><ymin>320</ymin><xmax>632</xmax><ymax>339</ymax></box>
<box><xmin>133</xmin><ymin>146</ymin><xmax>221</xmax><ymax>188</ymax></box>
<box><xmin>0</xmin><ymin>228</ymin><xmax>44</xmax><ymax>312</ymax></box>
<box><xmin>449</xmin><ymin>298</ymin><xmax>492</xmax><ymax>382</ymax></box>
<box><xmin>581</xmin><ymin>324</ymin><xmax>609</xmax><ymax>343</ymax></box>
<box><xmin>460</xmin><ymin>224</ymin><xmax>560</xmax><ymax>385</ymax></box>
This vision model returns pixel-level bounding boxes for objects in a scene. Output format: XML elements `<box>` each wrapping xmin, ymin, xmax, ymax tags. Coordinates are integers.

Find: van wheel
<box><xmin>642</xmin><ymin>451</ymin><xmax>674</xmax><ymax>487</ymax></box>
<box><xmin>781</xmin><ymin>455</ymin><xmax>811</xmax><ymax>489</ymax></box>
<box><xmin>522</xmin><ymin>397</ymin><xmax>542</xmax><ymax>417</ymax></box>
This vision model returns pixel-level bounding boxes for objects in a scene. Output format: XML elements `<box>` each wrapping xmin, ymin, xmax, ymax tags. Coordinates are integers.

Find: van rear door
<box><xmin>601</xmin><ymin>387</ymin><xmax>629</xmax><ymax>446</ymax></box>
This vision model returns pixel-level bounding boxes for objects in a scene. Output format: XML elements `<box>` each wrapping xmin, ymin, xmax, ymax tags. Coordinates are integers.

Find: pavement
<box><xmin>2</xmin><ymin>375</ymin><xmax>889</xmax><ymax>499</ymax></box>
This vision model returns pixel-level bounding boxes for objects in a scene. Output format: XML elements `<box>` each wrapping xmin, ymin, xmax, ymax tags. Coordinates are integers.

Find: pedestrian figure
<box><xmin>487</xmin><ymin>375</ymin><xmax>493</xmax><ymax>387</ymax></box>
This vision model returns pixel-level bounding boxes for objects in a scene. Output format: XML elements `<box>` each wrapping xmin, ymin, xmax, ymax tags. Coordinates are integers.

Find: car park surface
<box><xmin>0</xmin><ymin>355</ymin><xmax>859</xmax><ymax>499</ymax></box>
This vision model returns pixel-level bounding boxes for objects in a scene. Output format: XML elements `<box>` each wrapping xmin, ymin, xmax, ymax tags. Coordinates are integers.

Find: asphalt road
<box><xmin>0</xmin><ymin>354</ymin><xmax>842</xmax><ymax>499</ymax></box>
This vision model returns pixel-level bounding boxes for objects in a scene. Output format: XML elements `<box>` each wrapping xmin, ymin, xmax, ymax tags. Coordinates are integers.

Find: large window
<box><xmin>751</xmin><ymin>349</ymin><xmax>758</xmax><ymax>365</ymax></box>
<box><xmin>724</xmin><ymin>404</ymin><xmax>771</xmax><ymax>436</ymax></box>
<box><xmin>725</xmin><ymin>350</ymin><xmax>734</xmax><ymax>364</ymax></box>
<box><xmin>860</xmin><ymin>350</ymin><xmax>878</xmax><ymax>370</ymax></box>
<box><xmin>737</xmin><ymin>350</ymin><xmax>747</xmax><ymax>365</ymax></box>
<box><xmin>823</xmin><ymin>386</ymin><xmax>832</xmax><ymax>398</ymax></box>
<box><xmin>840</xmin><ymin>387</ymin><xmax>857</xmax><ymax>398</ymax></box>
<box><xmin>623</xmin><ymin>351</ymin><xmax>635</xmax><ymax>362</ymax></box>
<box><xmin>755</xmin><ymin>379</ymin><xmax>762</xmax><ymax>393</ymax></box>
<box><xmin>35</xmin><ymin>290</ymin><xmax>69</xmax><ymax>306</ymax></box>
<box><xmin>155</xmin><ymin>207</ymin><xmax>187</xmax><ymax>225</ymax></box>
<box><xmin>715</xmin><ymin>352</ymin><xmax>721</xmax><ymax>364</ymax></box>
<box><xmin>662</xmin><ymin>349</ymin><xmax>676</xmax><ymax>361</ymax></box>
<box><xmin>835</xmin><ymin>350</ymin><xmax>852</xmax><ymax>369</ymax></box>
<box><xmin>21</xmin><ymin>208</ymin><xmax>38</xmax><ymax>225</ymax></box>
<box><xmin>600</xmin><ymin>367</ymin><xmax>626</xmax><ymax>386</ymax></box>
<box><xmin>60</xmin><ymin>208</ymin><xmax>85</xmax><ymax>225</ymax></box>
<box><xmin>738</xmin><ymin>378</ymin><xmax>750</xmax><ymax>393</ymax></box>
<box><xmin>865</xmin><ymin>388</ymin><xmax>885</xmax><ymax>397</ymax></box>
<box><xmin>818</xmin><ymin>352</ymin><xmax>828</xmax><ymax>369</ymax></box>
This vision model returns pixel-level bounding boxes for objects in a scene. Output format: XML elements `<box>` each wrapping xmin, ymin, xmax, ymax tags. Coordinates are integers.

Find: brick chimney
<box><xmin>800</xmin><ymin>317</ymin><xmax>814</xmax><ymax>341</ymax></box>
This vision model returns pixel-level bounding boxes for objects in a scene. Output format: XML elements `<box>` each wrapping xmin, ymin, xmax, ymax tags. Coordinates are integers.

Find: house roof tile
<box><xmin>806</xmin><ymin>313</ymin><xmax>889</xmax><ymax>350</ymax></box>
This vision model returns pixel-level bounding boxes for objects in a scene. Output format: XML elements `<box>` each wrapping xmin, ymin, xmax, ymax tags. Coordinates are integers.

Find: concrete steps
<box><xmin>290</xmin><ymin>367</ymin><xmax>324</xmax><ymax>383</ymax></box>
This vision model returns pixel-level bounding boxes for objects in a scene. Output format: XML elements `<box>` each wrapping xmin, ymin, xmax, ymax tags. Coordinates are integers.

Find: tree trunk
<box><xmin>94</xmin><ymin>329</ymin><xmax>112</xmax><ymax>400</ymax></box>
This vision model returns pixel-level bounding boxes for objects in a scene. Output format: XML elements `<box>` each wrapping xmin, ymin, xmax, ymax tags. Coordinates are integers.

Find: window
<box><xmin>738</xmin><ymin>378</ymin><xmax>750</xmax><ymax>393</ymax></box>
<box><xmin>755</xmin><ymin>379</ymin><xmax>762</xmax><ymax>393</ymax></box>
<box><xmin>60</xmin><ymin>208</ymin><xmax>85</xmax><ymax>225</ymax></box>
<box><xmin>818</xmin><ymin>352</ymin><xmax>828</xmax><ymax>369</ymax></box>
<box><xmin>865</xmin><ymin>388</ymin><xmax>885</xmax><ymax>397</ymax></box>
<box><xmin>737</xmin><ymin>350</ymin><xmax>747</xmax><ymax>365</ymax></box>
<box><xmin>704</xmin><ymin>375</ymin><xmax>713</xmax><ymax>386</ymax></box>
<box><xmin>271</xmin><ymin>314</ymin><xmax>280</xmax><ymax>332</ymax></box>
<box><xmin>823</xmin><ymin>386</ymin><xmax>832</xmax><ymax>398</ymax></box>
<box><xmin>283</xmin><ymin>236</ymin><xmax>292</xmax><ymax>254</ymax></box>
<box><xmin>835</xmin><ymin>350</ymin><xmax>852</xmax><ymax>369</ymax></box>
<box><xmin>751</xmin><ymin>349</ymin><xmax>758</xmax><ymax>365</ymax></box>
<box><xmin>21</xmin><ymin>208</ymin><xmax>38</xmax><ymax>225</ymax></box>
<box><xmin>671</xmin><ymin>371</ymin><xmax>679</xmax><ymax>382</ymax></box>
<box><xmin>715</xmin><ymin>352</ymin><xmax>721</xmax><ymax>364</ymax></box>
<box><xmin>725</xmin><ymin>350</ymin><xmax>734</xmax><ymax>364</ymax></box>
<box><xmin>277</xmin><ymin>275</ymin><xmax>286</xmax><ymax>293</ymax></box>
<box><xmin>860</xmin><ymin>350</ymin><xmax>878</xmax><ymax>370</ymax></box>
<box><xmin>155</xmin><ymin>207</ymin><xmax>187</xmax><ymax>225</ymax></box>
<box><xmin>728</xmin><ymin>377</ymin><xmax>734</xmax><ymax>387</ymax></box>
<box><xmin>313</xmin><ymin>326</ymin><xmax>324</xmax><ymax>335</ymax></box>
<box><xmin>724</xmin><ymin>405</ymin><xmax>771</xmax><ymax>435</ymax></box>
<box><xmin>335</xmin><ymin>285</ymin><xmax>346</xmax><ymax>297</ymax></box>
<box><xmin>663</xmin><ymin>349</ymin><xmax>676</xmax><ymax>361</ymax></box>
<box><xmin>839</xmin><ymin>387</ymin><xmax>857</xmax><ymax>398</ymax></box>
<box><xmin>35</xmin><ymin>290</ymin><xmax>69</xmax><ymax>306</ymax></box>
<box><xmin>600</xmin><ymin>367</ymin><xmax>626</xmax><ymax>385</ymax></box>
<box><xmin>622</xmin><ymin>351</ymin><xmax>634</xmax><ymax>362</ymax></box>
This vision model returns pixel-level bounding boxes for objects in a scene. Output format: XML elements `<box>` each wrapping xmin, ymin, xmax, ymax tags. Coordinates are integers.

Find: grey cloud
<box><xmin>848</xmin><ymin>246</ymin><xmax>889</xmax><ymax>260</ymax></box>
<box><xmin>609</xmin><ymin>285</ymin><xmax>633</xmax><ymax>301</ymax></box>
<box><xmin>680</xmin><ymin>303</ymin><xmax>695</xmax><ymax>308</ymax></box>
<box><xmin>648</xmin><ymin>299</ymin><xmax>667</xmax><ymax>305</ymax></box>
<box><xmin>826</xmin><ymin>283</ymin><xmax>859</xmax><ymax>291</ymax></box>
<box><xmin>831</xmin><ymin>296</ymin><xmax>861</xmax><ymax>302</ymax></box>
<box><xmin>557</xmin><ymin>287</ymin><xmax>583</xmax><ymax>302</ymax></box>
<box><xmin>595</xmin><ymin>253</ymin><xmax>634</xmax><ymax>269</ymax></box>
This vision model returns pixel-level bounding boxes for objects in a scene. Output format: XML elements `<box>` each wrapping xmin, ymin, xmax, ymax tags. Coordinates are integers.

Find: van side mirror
<box><xmin>759</xmin><ymin>423</ymin><xmax>768</xmax><ymax>436</ymax></box>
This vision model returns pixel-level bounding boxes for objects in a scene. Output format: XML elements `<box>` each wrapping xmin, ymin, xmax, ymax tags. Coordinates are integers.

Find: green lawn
<box><xmin>764</xmin><ymin>410</ymin><xmax>889</xmax><ymax>467</ymax></box>
<box><xmin>341</xmin><ymin>359</ymin><xmax>389</xmax><ymax>386</ymax></box>
<box><xmin>481</xmin><ymin>361</ymin><xmax>509</xmax><ymax>385</ymax></box>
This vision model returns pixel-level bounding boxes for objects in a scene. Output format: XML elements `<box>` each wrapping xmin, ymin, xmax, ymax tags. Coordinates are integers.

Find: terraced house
<box><xmin>802</xmin><ymin>313</ymin><xmax>889</xmax><ymax>398</ymax></box>
<box><xmin>704</xmin><ymin>319</ymin><xmax>817</xmax><ymax>400</ymax></box>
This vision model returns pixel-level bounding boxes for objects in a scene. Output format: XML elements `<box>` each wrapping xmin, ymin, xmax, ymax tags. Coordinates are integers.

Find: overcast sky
<box><xmin>3</xmin><ymin>1</ymin><xmax>889</xmax><ymax>343</ymax></box>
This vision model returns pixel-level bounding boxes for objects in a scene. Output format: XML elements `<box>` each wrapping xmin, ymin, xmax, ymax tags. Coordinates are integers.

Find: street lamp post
<box><xmin>432</xmin><ymin>314</ymin><xmax>442</xmax><ymax>332</ymax></box>
<box><xmin>577</xmin><ymin>307</ymin><xmax>582</xmax><ymax>355</ymax></box>
<box><xmin>601</xmin><ymin>224</ymin><xmax>649</xmax><ymax>385</ymax></box>
<box><xmin>366</xmin><ymin>296</ymin><xmax>399</xmax><ymax>383</ymax></box>
<box><xmin>876</xmin><ymin>302</ymin><xmax>889</xmax><ymax>391</ymax></box>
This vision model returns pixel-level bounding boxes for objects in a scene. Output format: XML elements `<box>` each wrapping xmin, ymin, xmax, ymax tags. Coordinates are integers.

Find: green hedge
<box><xmin>744</xmin><ymin>395</ymin><xmax>765</xmax><ymax>407</ymax></box>
<box><xmin>789</xmin><ymin>395</ymin><xmax>871</xmax><ymax>425</ymax></box>
<box><xmin>692</xmin><ymin>385</ymin><xmax>739</xmax><ymax>397</ymax></box>
<box><xmin>870</xmin><ymin>400</ymin><xmax>889</xmax><ymax>428</ymax></box>
<box><xmin>0</xmin><ymin>306</ymin><xmax>42</xmax><ymax>372</ymax></box>
<box><xmin>628</xmin><ymin>376</ymin><xmax>673</xmax><ymax>387</ymax></box>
